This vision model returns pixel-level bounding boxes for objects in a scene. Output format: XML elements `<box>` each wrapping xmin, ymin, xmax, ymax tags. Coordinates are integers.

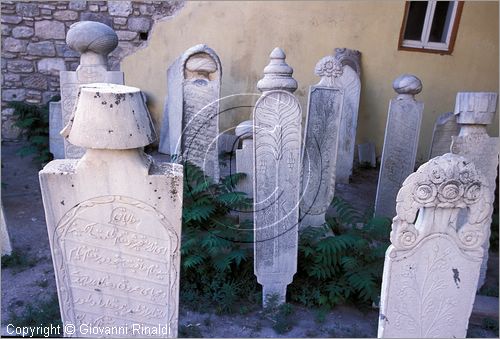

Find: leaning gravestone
<box><xmin>334</xmin><ymin>47</ymin><xmax>361</xmax><ymax>78</ymax></box>
<box><xmin>235</xmin><ymin>120</ymin><xmax>254</xmax><ymax>221</ymax></box>
<box><xmin>253</xmin><ymin>48</ymin><xmax>301</xmax><ymax>306</ymax></box>
<box><xmin>300</xmin><ymin>55</ymin><xmax>344</xmax><ymax>228</ymax></box>
<box><xmin>330</xmin><ymin>53</ymin><xmax>361</xmax><ymax>184</ymax></box>
<box><xmin>428</xmin><ymin>111</ymin><xmax>459</xmax><ymax>159</ymax></box>
<box><xmin>1</xmin><ymin>206</ymin><xmax>12</xmax><ymax>256</ymax></box>
<box><xmin>450</xmin><ymin>92</ymin><xmax>499</xmax><ymax>290</ymax></box>
<box><xmin>378</xmin><ymin>153</ymin><xmax>493</xmax><ymax>338</ymax></box>
<box><xmin>40</xmin><ymin>83</ymin><xmax>183</xmax><ymax>337</ymax></box>
<box><xmin>375</xmin><ymin>74</ymin><xmax>424</xmax><ymax>218</ymax></box>
<box><xmin>159</xmin><ymin>44</ymin><xmax>221</xmax><ymax>181</ymax></box>
<box><xmin>53</xmin><ymin>21</ymin><xmax>124</xmax><ymax>159</ymax></box>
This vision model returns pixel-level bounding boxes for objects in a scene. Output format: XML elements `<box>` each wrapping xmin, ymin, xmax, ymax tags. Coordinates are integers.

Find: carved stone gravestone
<box><xmin>40</xmin><ymin>84</ymin><xmax>183</xmax><ymax>338</ymax></box>
<box><xmin>54</xmin><ymin>21</ymin><xmax>124</xmax><ymax>159</ymax></box>
<box><xmin>450</xmin><ymin>92</ymin><xmax>499</xmax><ymax>290</ymax></box>
<box><xmin>375</xmin><ymin>74</ymin><xmax>424</xmax><ymax>218</ymax></box>
<box><xmin>378</xmin><ymin>153</ymin><xmax>493</xmax><ymax>338</ymax></box>
<box><xmin>358</xmin><ymin>142</ymin><xmax>376</xmax><ymax>168</ymax></box>
<box><xmin>329</xmin><ymin>56</ymin><xmax>361</xmax><ymax>184</ymax></box>
<box><xmin>1</xmin><ymin>206</ymin><xmax>12</xmax><ymax>256</ymax></box>
<box><xmin>300</xmin><ymin>55</ymin><xmax>343</xmax><ymax>228</ymax></box>
<box><xmin>235</xmin><ymin>120</ymin><xmax>254</xmax><ymax>221</ymax></box>
<box><xmin>429</xmin><ymin>111</ymin><xmax>459</xmax><ymax>159</ymax></box>
<box><xmin>253</xmin><ymin>48</ymin><xmax>301</xmax><ymax>306</ymax></box>
<box><xmin>334</xmin><ymin>47</ymin><xmax>361</xmax><ymax>78</ymax></box>
<box><xmin>49</xmin><ymin>102</ymin><xmax>64</xmax><ymax>159</ymax></box>
<box><xmin>159</xmin><ymin>44</ymin><xmax>221</xmax><ymax>181</ymax></box>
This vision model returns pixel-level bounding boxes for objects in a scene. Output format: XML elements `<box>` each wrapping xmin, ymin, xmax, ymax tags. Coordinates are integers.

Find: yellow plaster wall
<box><xmin>122</xmin><ymin>1</ymin><xmax>499</xmax><ymax>162</ymax></box>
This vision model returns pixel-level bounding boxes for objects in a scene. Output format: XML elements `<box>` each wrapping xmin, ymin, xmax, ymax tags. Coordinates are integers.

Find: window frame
<box><xmin>398</xmin><ymin>1</ymin><xmax>464</xmax><ymax>55</ymax></box>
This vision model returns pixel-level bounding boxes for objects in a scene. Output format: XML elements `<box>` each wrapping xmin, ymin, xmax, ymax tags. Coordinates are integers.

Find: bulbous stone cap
<box><xmin>235</xmin><ymin>120</ymin><xmax>253</xmax><ymax>138</ymax></box>
<box><xmin>64</xmin><ymin>83</ymin><xmax>157</xmax><ymax>150</ymax></box>
<box><xmin>392</xmin><ymin>74</ymin><xmax>422</xmax><ymax>96</ymax></box>
<box><xmin>257</xmin><ymin>47</ymin><xmax>298</xmax><ymax>93</ymax></box>
<box><xmin>454</xmin><ymin>92</ymin><xmax>498</xmax><ymax>125</ymax></box>
<box><xmin>66</xmin><ymin>21</ymin><xmax>118</xmax><ymax>56</ymax></box>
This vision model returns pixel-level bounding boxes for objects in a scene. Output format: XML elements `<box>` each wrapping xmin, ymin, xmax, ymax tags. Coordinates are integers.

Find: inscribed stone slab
<box><xmin>429</xmin><ymin>111</ymin><xmax>459</xmax><ymax>159</ymax></box>
<box><xmin>49</xmin><ymin>102</ymin><xmax>65</xmax><ymax>159</ymax></box>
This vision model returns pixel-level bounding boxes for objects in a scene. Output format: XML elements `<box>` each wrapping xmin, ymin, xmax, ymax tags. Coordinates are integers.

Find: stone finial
<box><xmin>392</xmin><ymin>74</ymin><xmax>422</xmax><ymax>100</ymax></box>
<box><xmin>454</xmin><ymin>92</ymin><xmax>498</xmax><ymax>125</ymax></box>
<box><xmin>235</xmin><ymin>120</ymin><xmax>253</xmax><ymax>139</ymax></box>
<box><xmin>66</xmin><ymin>21</ymin><xmax>118</xmax><ymax>66</ymax></box>
<box><xmin>314</xmin><ymin>55</ymin><xmax>343</xmax><ymax>86</ymax></box>
<box><xmin>257</xmin><ymin>47</ymin><xmax>298</xmax><ymax>93</ymax></box>
<box><xmin>62</xmin><ymin>83</ymin><xmax>156</xmax><ymax>150</ymax></box>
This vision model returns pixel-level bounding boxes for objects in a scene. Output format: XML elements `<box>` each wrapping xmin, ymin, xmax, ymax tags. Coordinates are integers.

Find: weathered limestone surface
<box><xmin>334</xmin><ymin>47</ymin><xmax>361</xmax><ymax>77</ymax></box>
<box><xmin>429</xmin><ymin>111</ymin><xmax>459</xmax><ymax>159</ymax></box>
<box><xmin>49</xmin><ymin>102</ymin><xmax>64</xmax><ymax>159</ymax></box>
<box><xmin>330</xmin><ymin>59</ymin><xmax>361</xmax><ymax>184</ymax></box>
<box><xmin>253</xmin><ymin>48</ymin><xmax>301</xmax><ymax>306</ymax></box>
<box><xmin>358</xmin><ymin>142</ymin><xmax>376</xmax><ymax>168</ymax></box>
<box><xmin>40</xmin><ymin>84</ymin><xmax>183</xmax><ymax>337</ymax></box>
<box><xmin>1</xmin><ymin>206</ymin><xmax>13</xmax><ymax>256</ymax></box>
<box><xmin>159</xmin><ymin>44</ymin><xmax>221</xmax><ymax>181</ymax></box>
<box><xmin>300</xmin><ymin>55</ymin><xmax>344</xmax><ymax>228</ymax></box>
<box><xmin>375</xmin><ymin>74</ymin><xmax>424</xmax><ymax>218</ymax></box>
<box><xmin>57</xmin><ymin>21</ymin><xmax>124</xmax><ymax>159</ymax></box>
<box><xmin>450</xmin><ymin>92</ymin><xmax>499</xmax><ymax>290</ymax></box>
<box><xmin>378</xmin><ymin>153</ymin><xmax>493</xmax><ymax>338</ymax></box>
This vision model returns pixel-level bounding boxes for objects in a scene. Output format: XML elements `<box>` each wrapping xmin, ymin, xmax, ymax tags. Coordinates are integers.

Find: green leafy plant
<box><xmin>262</xmin><ymin>294</ymin><xmax>296</xmax><ymax>334</ymax></box>
<box><xmin>9</xmin><ymin>96</ymin><xmax>59</xmax><ymax>166</ymax></box>
<box><xmin>180</xmin><ymin>162</ymin><xmax>258</xmax><ymax>313</ymax></box>
<box><xmin>8</xmin><ymin>294</ymin><xmax>62</xmax><ymax>333</ymax></box>
<box><xmin>290</xmin><ymin>196</ymin><xmax>391</xmax><ymax>309</ymax></box>
<box><xmin>1</xmin><ymin>250</ymin><xmax>39</xmax><ymax>273</ymax></box>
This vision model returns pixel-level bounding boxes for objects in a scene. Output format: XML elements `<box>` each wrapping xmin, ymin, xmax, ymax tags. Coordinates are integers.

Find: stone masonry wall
<box><xmin>1</xmin><ymin>0</ymin><xmax>184</xmax><ymax>140</ymax></box>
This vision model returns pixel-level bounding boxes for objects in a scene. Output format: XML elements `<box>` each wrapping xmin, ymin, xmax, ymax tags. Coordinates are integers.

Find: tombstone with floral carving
<box><xmin>378</xmin><ymin>153</ymin><xmax>493</xmax><ymax>338</ymax></box>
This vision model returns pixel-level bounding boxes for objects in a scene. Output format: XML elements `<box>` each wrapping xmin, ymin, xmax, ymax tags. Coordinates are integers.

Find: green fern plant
<box><xmin>290</xmin><ymin>196</ymin><xmax>391</xmax><ymax>309</ymax></box>
<box><xmin>9</xmin><ymin>96</ymin><xmax>59</xmax><ymax>166</ymax></box>
<box><xmin>180</xmin><ymin>162</ymin><xmax>258</xmax><ymax>313</ymax></box>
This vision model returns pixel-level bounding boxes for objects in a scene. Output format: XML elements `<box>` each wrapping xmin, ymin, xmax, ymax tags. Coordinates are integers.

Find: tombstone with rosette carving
<box><xmin>40</xmin><ymin>83</ymin><xmax>183</xmax><ymax>337</ymax></box>
<box><xmin>253</xmin><ymin>47</ymin><xmax>301</xmax><ymax>306</ymax></box>
<box><xmin>378</xmin><ymin>153</ymin><xmax>493</xmax><ymax>338</ymax></box>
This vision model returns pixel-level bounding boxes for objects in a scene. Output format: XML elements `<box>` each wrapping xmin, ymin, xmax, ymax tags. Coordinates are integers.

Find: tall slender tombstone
<box><xmin>428</xmin><ymin>111</ymin><xmax>459</xmax><ymax>159</ymax></box>
<box><xmin>40</xmin><ymin>83</ymin><xmax>183</xmax><ymax>338</ymax></box>
<box><xmin>159</xmin><ymin>44</ymin><xmax>221</xmax><ymax>181</ymax></box>
<box><xmin>330</xmin><ymin>52</ymin><xmax>361</xmax><ymax>184</ymax></box>
<box><xmin>253</xmin><ymin>48</ymin><xmax>301</xmax><ymax>306</ymax></box>
<box><xmin>56</xmin><ymin>21</ymin><xmax>124</xmax><ymax>159</ymax></box>
<box><xmin>300</xmin><ymin>55</ymin><xmax>344</xmax><ymax>228</ymax></box>
<box><xmin>378</xmin><ymin>153</ymin><xmax>493</xmax><ymax>338</ymax></box>
<box><xmin>1</xmin><ymin>206</ymin><xmax>12</xmax><ymax>256</ymax></box>
<box><xmin>450</xmin><ymin>92</ymin><xmax>499</xmax><ymax>290</ymax></box>
<box><xmin>49</xmin><ymin>102</ymin><xmax>64</xmax><ymax>159</ymax></box>
<box><xmin>235</xmin><ymin>120</ymin><xmax>254</xmax><ymax>221</ymax></box>
<box><xmin>334</xmin><ymin>48</ymin><xmax>361</xmax><ymax>78</ymax></box>
<box><xmin>375</xmin><ymin>74</ymin><xmax>424</xmax><ymax>218</ymax></box>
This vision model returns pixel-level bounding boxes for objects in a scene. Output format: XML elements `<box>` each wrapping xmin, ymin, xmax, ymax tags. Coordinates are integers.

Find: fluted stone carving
<box><xmin>378</xmin><ymin>153</ymin><xmax>493</xmax><ymax>338</ymax></box>
<box><xmin>41</xmin><ymin>84</ymin><xmax>183</xmax><ymax>338</ymax></box>
<box><xmin>375</xmin><ymin>74</ymin><xmax>424</xmax><ymax>218</ymax></box>
<box><xmin>50</xmin><ymin>21</ymin><xmax>124</xmax><ymax>159</ymax></box>
<box><xmin>450</xmin><ymin>92</ymin><xmax>499</xmax><ymax>290</ymax></box>
<box><xmin>159</xmin><ymin>44</ymin><xmax>221</xmax><ymax>181</ymax></box>
<box><xmin>253</xmin><ymin>48</ymin><xmax>301</xmax><ymax>306</ymax></box>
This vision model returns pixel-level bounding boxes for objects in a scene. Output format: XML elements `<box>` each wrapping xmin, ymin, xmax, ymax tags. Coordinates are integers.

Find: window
<box><xmin>399</xmin><ymin>1</ymin><xmax>464</xmax><ymax>54</ymax></box>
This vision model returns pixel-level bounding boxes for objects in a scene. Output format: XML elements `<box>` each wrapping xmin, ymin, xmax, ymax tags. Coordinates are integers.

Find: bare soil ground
<box><xmin>1</xmin><ymin>141</ymin><xmax>498</xmax><ymax>338</ymax></box>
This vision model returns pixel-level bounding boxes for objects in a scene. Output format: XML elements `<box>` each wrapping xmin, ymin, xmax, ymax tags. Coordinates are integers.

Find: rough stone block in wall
<box><xmin>1</xmin><ymin>0</ymin><xmax>184</xmax><ymax>141</ymax></box>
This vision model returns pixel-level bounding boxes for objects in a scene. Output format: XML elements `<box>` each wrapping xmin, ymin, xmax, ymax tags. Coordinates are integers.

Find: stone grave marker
<box><xmin>450</xmin><ymin>92</ymin><xmax>499</xmax><ymax>289</ymax></box>
<box><xmin>49</xmin><ymin>102</ymin><xmax>64</xmax><ymax>159</ymax></box>
<box><xmin>378</xmin><ymin>153</ymin><xmax>493</xmax><ymax>338</ymax></box>
<box><xmin>358</xmin><ymin>142</ymin><xmax>376</xmax><ymax>168</ymax></box>
<box><xmin>375</xmin><ymin>74</ymin><xmax>424</xmax><ymax>218</ymax></box>
<box><xmin>429</xmin><ymin>111</ymin><xmax>459</xmax><ymax>159</ymax></box>
<box><xmin>1</xmin><ymin>206</ymin><xmax>12</xmax><ymax>256</ymax></box>
<box><xmin>159</xmin><ymin>44</ymin><xmax>221</xmax><ymax>181</ymax></box>
<box><xmin>253</xmin><ymin>48</ymin><xmax>301</xmax><ymax>306</ymax></box>
<box><xmin>334</xmin><ymin>47</ymin><xmax>361</xmax><ymax>78</ymax></box>
<box><xmin>40</xmin><ymin>83</ymin><xmax>183</xmax><ymax>337</ymax></box>
<box><xmin>54</xmin><ymin>21</ymin><xmax>124</xmax><ymax>159</ymax></box>
<box><xmin>300</xmin><ymin>55</ymin><xmax>343</xmax><ymax>228</ymax></box>
<box><xmin>235</xmin><ymin>120</ymin><xmax>254</xmax><ymax>221</ymax></box>
<box><xmin>330</xmin><ymin>55</ymin><xmax>361</xmax><ymax>184</ymax></box>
